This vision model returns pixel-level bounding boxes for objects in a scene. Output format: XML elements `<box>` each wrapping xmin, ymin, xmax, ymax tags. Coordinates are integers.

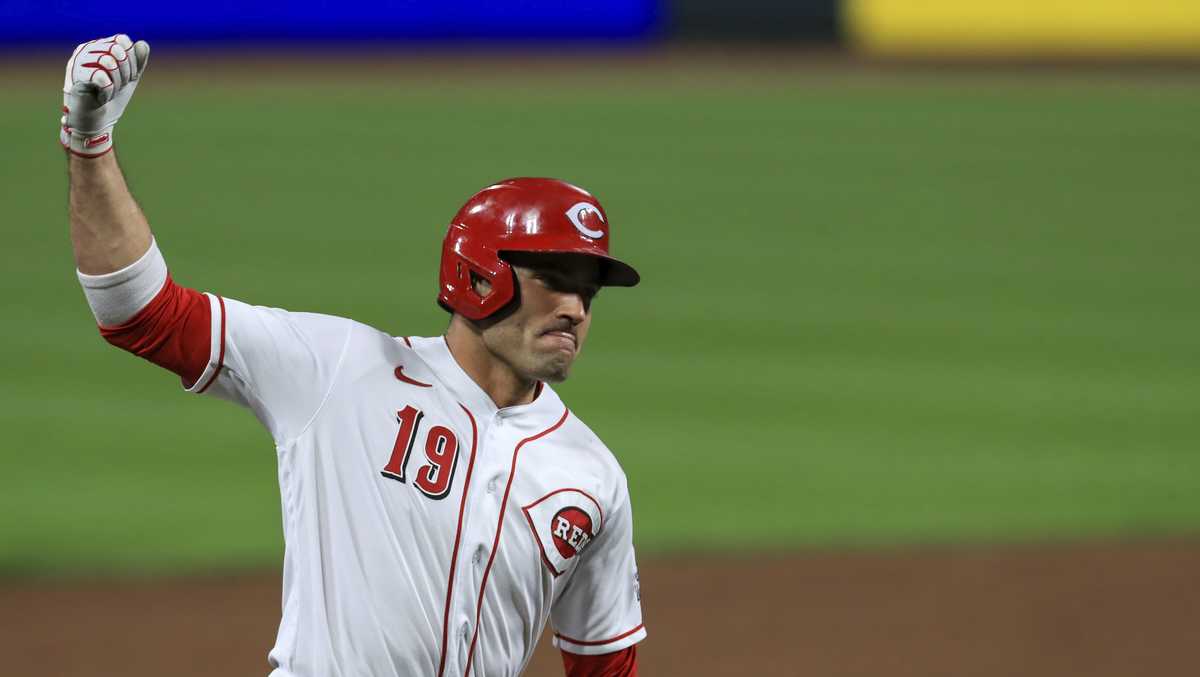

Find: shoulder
<box><xmin>221</xmin><ymin>297</ymin><xmax>356</xmax><ymax>345</ymax></box>
<box><xmin>221</xmin><ymin>298</ymin><xmax>417</xmax><ymax>373</ymax></box>
<box><xmin>560</xmin><ymin>411</ymin><xmax>618</xmax><ymax>465</ymax></box>
<box><xmin>556</xmin><ymin>405</ymin><xmax>632</xmax><ymax>499</ymax></box>
<box><xmin>325</xmin><ymin>321</ymin><xmax>429</xmax><ymax>376</ymax></box>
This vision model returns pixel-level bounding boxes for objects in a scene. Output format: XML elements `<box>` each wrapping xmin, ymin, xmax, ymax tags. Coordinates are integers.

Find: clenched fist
<box><xmin>61</xmin><ymin>34</ymin><xmax>150</xmax><ymax>157</ymax></box>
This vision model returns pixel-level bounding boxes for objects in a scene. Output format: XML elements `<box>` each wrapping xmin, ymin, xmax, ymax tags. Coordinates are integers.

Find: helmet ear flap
<box><xmin>461</xmin><ymin>256</ymin><xmax>516</xmax><ymax>314</ymax></box>
<box><xmin>439</xmin><ymin>225</ymin><xmax>517</xmax><ymax>320</ymax></box>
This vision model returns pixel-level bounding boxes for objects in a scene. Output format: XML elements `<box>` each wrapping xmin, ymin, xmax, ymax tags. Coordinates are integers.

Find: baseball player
<box><xmin>64</xmin><ymin>35</ymin><xmax>646</xmax><ymax>676</ymax></box>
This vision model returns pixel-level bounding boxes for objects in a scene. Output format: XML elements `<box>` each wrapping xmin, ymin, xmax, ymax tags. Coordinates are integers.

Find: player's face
<box><xmin>480</xmin><ymin>254</ymin><xmax>601</xmax><ymax>384</ymax></box>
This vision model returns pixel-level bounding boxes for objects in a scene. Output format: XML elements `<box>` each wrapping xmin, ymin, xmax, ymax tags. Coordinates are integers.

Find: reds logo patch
<box><xmin>551</xmin><ymin>507</ymin><xmax>594</xmax><ymax>558</ymax></box>
<box><xmin>522</xmin><ymin>488</ymin><xmax>604</xmax><ymax>577</ymax></box>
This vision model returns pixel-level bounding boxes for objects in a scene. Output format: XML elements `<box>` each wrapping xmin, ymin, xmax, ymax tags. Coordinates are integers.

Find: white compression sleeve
<box><xmin>77</xmin><ymin>238</ymin><xmax>168</xmax><ymax>327</ymax></box>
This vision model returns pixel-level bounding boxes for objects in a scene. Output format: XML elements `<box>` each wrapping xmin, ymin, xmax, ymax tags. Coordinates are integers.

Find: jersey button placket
<box><xmin>458</xmin><ymin>620</ymin><xmax>471</xmax><ymax>668</ymax></box>
<box><xmin>485</xmin><ymin>414</ymin><xmax>507</xmax><ymax>499</ymax></box>
<box><xmin>481</xmin><ymin>418</ymin><xmax>502</xmax><ymax>502</ymax></box>
<box><xmin>457</xmin><ymin>416</ymin><xmax>503</xmax><ymax>668</ymax></box>
<box><xmin>462</xmin><ymin>415</ymin><xmax>509</xmax><ymax>665</ymax></box>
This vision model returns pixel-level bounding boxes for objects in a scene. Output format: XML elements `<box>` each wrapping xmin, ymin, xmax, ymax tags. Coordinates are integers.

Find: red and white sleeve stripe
<box><xmin>553</xmin><ymin>624</ymin><xmax>647</xmax><ymax>656</ymax></box>
<box><xmin>98</xmin><ymin>274</ymin><xmax>219</xmax><ymax>390</ymax></box>
<box><xmin>78</xmin><ymin>240</ymin><xmax>222</xmax><ymax>390</ymax></box>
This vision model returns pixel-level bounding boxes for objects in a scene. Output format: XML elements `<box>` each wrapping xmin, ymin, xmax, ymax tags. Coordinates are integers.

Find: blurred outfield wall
<box><xmin>847</xmin><ymin>0</ymin><xmax>1200</xmax><ymax>57</ymax></box>
<box><xmin>1</xmin><ymin>1</ymin><xmax>662</xmax><ymax>43</ymax></box>
<box><xmin>7</xmin><ymin>1</ymin><xmax>1200</xmax><ymax>57</ymax></box>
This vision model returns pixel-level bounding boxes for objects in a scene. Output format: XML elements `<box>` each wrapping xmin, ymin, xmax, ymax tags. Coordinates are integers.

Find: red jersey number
<box><xmin>381</xmin><ymin>406</ymin><xmax>461</xmax><ymax>501</ymax></box>
<box><xmin>413</xmin><ymin>425</ymin><xmax>459</xmax><ymax>499</ymax></box>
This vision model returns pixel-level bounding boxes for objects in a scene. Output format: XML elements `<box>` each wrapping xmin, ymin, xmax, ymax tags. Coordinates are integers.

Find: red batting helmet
<box><xmin>438</xmin><ymin>178</ymin><xmax>640</xmax><ymax>320</ymax></box>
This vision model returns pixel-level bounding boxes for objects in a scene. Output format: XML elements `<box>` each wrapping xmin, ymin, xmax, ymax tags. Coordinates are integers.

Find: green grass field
<box><xmin>2</xmin><ymin>60</ymin><xmax>1198</xmax><ymax>575</ymax></box>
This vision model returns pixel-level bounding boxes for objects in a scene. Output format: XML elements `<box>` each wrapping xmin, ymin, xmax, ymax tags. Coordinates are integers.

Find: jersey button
<box><xmin>486</xmin><ymin>478</ymin><xmax>499</xmax><ymax>493</ymax></box>
<box><xmin>473</xmin><ymin>546</ymin><xmax>486</xmax><ymax>565</ymax></box>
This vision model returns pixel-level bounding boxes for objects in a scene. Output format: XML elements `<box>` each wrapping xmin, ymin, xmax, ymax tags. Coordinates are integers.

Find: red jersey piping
<box><xmin>555</xmin><ymin>624</ymin><xmax>646</xmax><ymax>647</ymax></box>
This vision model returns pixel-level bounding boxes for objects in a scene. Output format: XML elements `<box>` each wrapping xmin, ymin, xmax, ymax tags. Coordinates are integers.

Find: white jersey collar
<box><xmin>407</xmin><ymin>335</ymin><xmax>565</xmax><ymax>423</ymax></box>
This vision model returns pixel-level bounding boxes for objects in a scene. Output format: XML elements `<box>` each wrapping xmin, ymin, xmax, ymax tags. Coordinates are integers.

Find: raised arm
<box><xmin>63</xmin><ymin>35</ymin><xmax>353</xmax><ymax>442</ymax></box>
<box><xmin>63</xmin><ymin>34</ymin><xmax>217</xmax><ymax>388</ymax></box>
<box><xmin>63</xmin><ymin>34</ymin><xmax>152</xmax><ymax>274</ymax></box>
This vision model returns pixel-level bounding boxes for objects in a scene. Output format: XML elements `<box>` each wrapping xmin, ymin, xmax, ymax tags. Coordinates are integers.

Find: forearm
<box><xmin>68</xmin><ymin>149</ymin><xmax>153</xmax><ymax>274</ymax></box>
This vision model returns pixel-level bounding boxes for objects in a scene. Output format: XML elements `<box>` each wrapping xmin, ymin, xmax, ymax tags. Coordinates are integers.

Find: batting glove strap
<box><xmin>61</xmin><ymin>112</ymin><xmax>116</xmax><ymax>157</ymax></box>
<box><xmin>60</xmin><ymin>34</ymin><xmax>149</xmax><ymax>158</ymax></box>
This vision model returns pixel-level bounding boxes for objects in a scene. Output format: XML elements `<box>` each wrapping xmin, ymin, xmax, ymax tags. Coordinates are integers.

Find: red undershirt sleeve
<box><xmin>97</xmin><ymin>274</ymin><xmax>213</xmax><ymax>388</ymax></box>
<box><xmin>560</xmin><ymin>646</ymin><xmax>638</xmax><ymax>677</ymax></box>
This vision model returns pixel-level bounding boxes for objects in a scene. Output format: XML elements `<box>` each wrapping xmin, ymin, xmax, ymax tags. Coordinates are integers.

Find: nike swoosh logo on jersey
<box><xmin>394</xmin><ymin>365</ymin><xmax>432</xmax><ymax>388</ymax></box>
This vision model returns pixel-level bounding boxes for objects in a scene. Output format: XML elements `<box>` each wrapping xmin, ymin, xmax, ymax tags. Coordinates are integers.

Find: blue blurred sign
<box><xmin>2</xmin><ymin>1</ymin><xmax>662</xmax><ymax>43</ymax></box>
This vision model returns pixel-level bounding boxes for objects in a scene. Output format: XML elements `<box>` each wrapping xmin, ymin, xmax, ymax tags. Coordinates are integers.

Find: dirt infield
<box><xmin>3</xmin><ymin>540</ymin><xmax>1198</xmax><ymax>676</ymax></box>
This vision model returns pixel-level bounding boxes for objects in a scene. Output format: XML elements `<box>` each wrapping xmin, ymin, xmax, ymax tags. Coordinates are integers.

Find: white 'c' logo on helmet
<box><xmin>566</xmin><ymin>202</ymin><xmax>606</xmax><ymax>239</ymax></box>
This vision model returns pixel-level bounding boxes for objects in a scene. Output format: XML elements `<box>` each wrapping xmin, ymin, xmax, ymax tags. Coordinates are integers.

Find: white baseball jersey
<box><xmin>185</xmin><ymin>294</ymin><xmax>646</xmax><ymax>676</ymax></box>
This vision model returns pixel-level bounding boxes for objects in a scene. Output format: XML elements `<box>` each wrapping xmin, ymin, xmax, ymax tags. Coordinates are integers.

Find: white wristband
<box><xmin>77</xmin><ymin>238</ymin><xmax>168</xmax><ymax>326</ymax></box>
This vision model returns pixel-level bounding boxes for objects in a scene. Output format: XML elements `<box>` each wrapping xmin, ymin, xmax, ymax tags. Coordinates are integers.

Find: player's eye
<box><xmin>535</xmin><ymin>271</ymin><xmax>567</xmax><ymax>289</ymax></box>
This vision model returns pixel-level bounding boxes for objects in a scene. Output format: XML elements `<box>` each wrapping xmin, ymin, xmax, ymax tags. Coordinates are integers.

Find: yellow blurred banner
<box><xmin>847</xmin><ymin>1</ymin><xmax>1200</xmax><ymax>56</ymax></box>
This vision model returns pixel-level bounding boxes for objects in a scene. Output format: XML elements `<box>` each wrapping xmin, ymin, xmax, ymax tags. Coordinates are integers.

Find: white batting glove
<box><xmin>60</xmin><ymin>34</ymin><xmax>150</xmax><ymax>157</ymax></box>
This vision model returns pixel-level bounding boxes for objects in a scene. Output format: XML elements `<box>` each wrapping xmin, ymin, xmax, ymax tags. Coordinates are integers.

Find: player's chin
<box><xmin>532</xmin><ymin>352</ymin><xmax>575</xmax><ymax>384</ymax></box>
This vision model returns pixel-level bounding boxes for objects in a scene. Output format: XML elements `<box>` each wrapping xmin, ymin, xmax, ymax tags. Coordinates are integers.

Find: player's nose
<box><xmin>555</xmin><ymin>290</ymin><xmax>587</xmax><ymax>325</ymax></box>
